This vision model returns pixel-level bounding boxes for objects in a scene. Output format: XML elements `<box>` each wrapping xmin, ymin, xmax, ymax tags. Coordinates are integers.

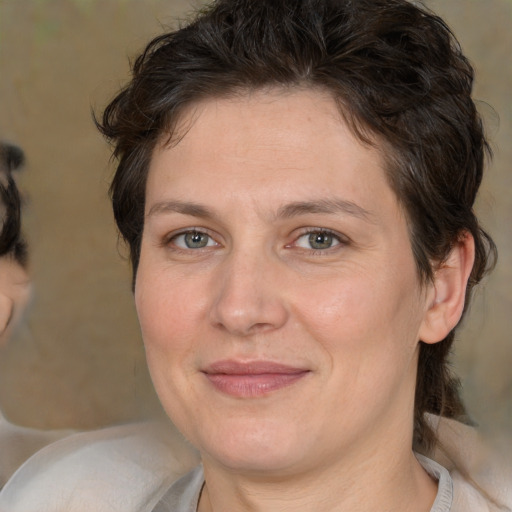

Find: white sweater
<box><xmin>0</xmin><ymin>416</ymin><xmax>509</xmax><ymax>512</ymax></box>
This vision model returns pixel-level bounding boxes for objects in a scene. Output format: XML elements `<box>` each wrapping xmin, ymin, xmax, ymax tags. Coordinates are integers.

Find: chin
<box><xmin>194</xmin><ymin>417</ymin><xmax>309</xmax><ymax>474</ymax></box>
<box><xmin>207</xmin><ymin>446</ymin><xmax>306</xmax><ymax>475</ymax></box>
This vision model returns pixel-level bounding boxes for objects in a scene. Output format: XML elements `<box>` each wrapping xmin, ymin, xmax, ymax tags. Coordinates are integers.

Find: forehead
<box><xmin>146</xmin><ymin>88</ymin><xmax>399</xmax><ymax>223</ymax></box>
<box><xmin>0</xmin><ymin>142</ymin><xmax>23</xmax><ymax>188</ymax></box>
<box><xmin>0</xmin><ymin>142</ymin><xmax>23</xmax><ymax>171</ymax></box>
<box><xmin>170</xmin><ymin>88</ymin><xmax>360</xmax><ymax>149</ymax></box>
<box><xmin>0</xmin><ymin>145</ymin><xmax>10</xmax><ymax>184</ymax></box>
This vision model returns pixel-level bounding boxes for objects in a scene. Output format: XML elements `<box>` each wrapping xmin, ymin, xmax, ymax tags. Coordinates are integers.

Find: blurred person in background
<box><xmin>0</xmin><ymin>141</ymin><xmax>198</xmax><ymax>505</ymax></box>
<box><xmin>0</xmin><ymin>141</ymin><xmax>73</xmax><ymax>488</ymax></box>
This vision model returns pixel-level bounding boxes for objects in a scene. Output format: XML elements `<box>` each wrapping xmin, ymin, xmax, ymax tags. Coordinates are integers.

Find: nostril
<box><xmin>249</xmin><ymin>322</ymin><xmax>275</xmax><ymax>334</ymax></box>
<box><xmin>210</xmin><ymin>301</ymin><xmax>288</xmax><ymax>337</ymax></box>
<box><xmin>211</xmin><ymin>318</ymin><xmax>273</xmax><ymax>337</ymax></box>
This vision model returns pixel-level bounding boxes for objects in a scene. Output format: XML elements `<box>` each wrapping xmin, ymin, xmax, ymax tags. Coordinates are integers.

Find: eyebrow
<box><xmin>147</xmin><ymin>197</ymin><xmax>374</xmax><ymax>222</ymax></box>
<box><xmin>276</xmin><ymin>198</ymin><xmax>374</xmax><ymax>222</ymax></box>
<box><xmin>147</xmin><ymin>200</ymin><xmax>214</xmax><ymax>219</ymax></box>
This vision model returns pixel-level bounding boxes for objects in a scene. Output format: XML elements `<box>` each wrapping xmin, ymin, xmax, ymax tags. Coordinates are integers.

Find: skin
<box><xmin>136</xmin><ymin>88</ymin><xmax>473</xmax><ymax>511</ymax></box>
<box><xmin>0</xmin><ymin>257</ymin><xmax>30</xmax><ymax>347</ymax></box>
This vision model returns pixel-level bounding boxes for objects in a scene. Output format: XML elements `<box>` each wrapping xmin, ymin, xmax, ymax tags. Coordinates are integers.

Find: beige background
<box><xmin>0</xmin><ymin>0</ymin><xmax>510</xmax><ymax>442</ymax></box>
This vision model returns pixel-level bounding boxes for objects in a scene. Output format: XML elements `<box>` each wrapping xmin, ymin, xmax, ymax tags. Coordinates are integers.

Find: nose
<box><xmin>209</xmin><ymin>250</ymin><xmax>289</xmax><ymax>337</ymax></box>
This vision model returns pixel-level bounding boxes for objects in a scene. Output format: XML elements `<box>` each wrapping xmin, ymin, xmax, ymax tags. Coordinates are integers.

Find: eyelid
<box><xmin>163</xmin><ymin>227</ymin><xmax>222</xmax><ymax>250</ymax></box>
<box><xmin>160</xmin><ymin>226</ymin><xmax>349</xmax><ymax>253</ymax></box>
<box><xmin>287</xmin><ymin>228</ymin><xmax>350</xmax><ymax>251</ymax></box>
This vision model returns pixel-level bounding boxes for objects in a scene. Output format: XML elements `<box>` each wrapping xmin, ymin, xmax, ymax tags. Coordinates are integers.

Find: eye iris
<box><xmin>308</xmin><ymin>232</ymin><xmax>333</xmax><ymax>249</ymax></box>
<box><xmin>184</xmin><ymin>231</ymin><xmax>208</xmax><ymax>248</ymax></box>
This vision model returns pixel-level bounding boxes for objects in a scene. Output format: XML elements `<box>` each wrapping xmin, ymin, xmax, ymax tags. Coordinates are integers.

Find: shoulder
<box><xmin>151</xmin><ymin>466</ymin><xmax>204</xmax><ymax>512</ymax></box>
<box><xmin>0</xmin><ymin>414</ymin><xmax>73</xmax><ymax>489</ymax></box>
<box><xmin>0</xmin><ymin>420</ymin><xmax>199</xmax><ymax>512</ymax></box>
<box><xmin>450</xmin><ymin>471</ymin><xmax>498</xmax><ymax>512</ymax></box>
<box><xmin>429</xmin><ymin>415</ymin><xmax>512</xmax><ymax>512</ymax></box>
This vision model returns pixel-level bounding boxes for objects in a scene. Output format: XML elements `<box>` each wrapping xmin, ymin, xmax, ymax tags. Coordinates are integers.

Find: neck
<box><xmin>198</xmin><ymin>431</ymin><xmax>437</xmax><ymax>512</ymax></box>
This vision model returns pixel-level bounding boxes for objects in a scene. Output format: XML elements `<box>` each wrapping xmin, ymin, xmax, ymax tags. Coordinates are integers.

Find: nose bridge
<box><xmin>210</xmin><ymin>243</ymin><xmax>288</xmax><ymax>336</ymax></box>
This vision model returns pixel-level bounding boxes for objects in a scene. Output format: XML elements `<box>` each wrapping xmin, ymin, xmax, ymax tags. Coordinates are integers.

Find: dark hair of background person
<box><xmin>96</xmin><ymin>0</ymin><xmax>497</xmax><ymax>454</ymax></box>
<box><xmin>0</xmin><ymin>143</ymin><xmax>27</xmax><ymax>266</ymax></box>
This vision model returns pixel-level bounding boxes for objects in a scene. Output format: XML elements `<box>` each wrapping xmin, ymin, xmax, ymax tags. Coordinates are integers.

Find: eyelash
<box><xmin>162</xmin><ymin>227</ymin><xmax>349</xmax><ymax>256</ymax></box>
<box><xmin>163</xmin><ymin>228</ymin><xmax>219</xmax><ymax>252</ymax></box>
<box><xmin>289</xmin><ymin>228</ymin><xmax>349</xmax><ymax>254</ymax></box>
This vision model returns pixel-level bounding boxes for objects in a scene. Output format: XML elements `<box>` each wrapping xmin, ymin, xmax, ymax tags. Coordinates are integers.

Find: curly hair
<box><xmin>97</xmin><ymin>0</ymin><xmax>497</xmax><ymax>453</ymax></box>
<box><xmin>0</xmin><ymin>142</ymin><xmax>27</xmax><ymax>266</ymax></box>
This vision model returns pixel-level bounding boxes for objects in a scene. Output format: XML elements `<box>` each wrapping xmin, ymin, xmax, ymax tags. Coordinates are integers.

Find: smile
<box><xmin>202</xmin><ymin>360</ymin><xmax>310</xmax><ymax>398</ymax></box>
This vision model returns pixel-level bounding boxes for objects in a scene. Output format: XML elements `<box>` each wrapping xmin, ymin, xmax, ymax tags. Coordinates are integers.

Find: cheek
<box><xmin>135</xmin><ymin>266</ymin><xmax>209</xmax><ymax>353</ymax></box>
<box><xmin>134</xmin><ymin>274</ymin><xmax>207</xmax><ymax>429</ymax></box>
<box><xmin>292</xmin><ymin>265</ymin><xmax>424</xmax><ymax>362</ymax></box>
<box><xmin>135</xmin><ymin>268</ymin><xmax>207</xmax><ymax>422</ymax></box>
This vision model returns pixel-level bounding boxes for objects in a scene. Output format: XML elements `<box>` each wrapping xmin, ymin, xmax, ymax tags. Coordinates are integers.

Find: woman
<box><xmin>0</xmin><ymin>142</ymin><xmax>73</xmax><ymax>488</ymax></box>
<box><xmin>98</xmin><ymin>0</ymin><xmax>504</xmax><ymax>509</ymax></box>
<box><xmin>0</xmin><ymin>142</ymin><xmax>30</xmax><ymax>348</ymax></box>
<box><xmin>0</xmin><ymin>0</ymin><xmax>509</xmax><ymax>510</ymax></box>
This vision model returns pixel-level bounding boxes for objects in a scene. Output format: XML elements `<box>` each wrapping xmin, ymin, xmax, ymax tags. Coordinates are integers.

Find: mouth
<box><xmin>202</xmin><ymin>360</ymin><xmax>310</xmax><ymax>398</ymax></box>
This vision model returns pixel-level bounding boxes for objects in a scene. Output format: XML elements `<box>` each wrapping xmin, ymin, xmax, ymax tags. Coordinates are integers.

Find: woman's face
<box><xmin>136</xmin><ymin>89</ymin><xmax>432</xmax><ymax>475</ymax></box>
<box><xmin>0</xmin><ymin>257</ymin><xmax>30</xmax><ymax>347</ymax></box>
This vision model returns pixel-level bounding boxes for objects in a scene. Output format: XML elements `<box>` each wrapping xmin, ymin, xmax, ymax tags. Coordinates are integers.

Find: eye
<box><xmin>294</xmin><ymin>230</ymin><xmax>342</xmax><ymax>251</ymax></box>
<box><xmin>171</xmin><ymin>230</ymin><xmax>217</xmax><ymax>249</ymax></box>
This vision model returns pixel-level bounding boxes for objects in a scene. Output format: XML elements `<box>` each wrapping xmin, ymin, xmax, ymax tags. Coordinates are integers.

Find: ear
<box><xmin>0</xmin><ymin>292</ymin><xmax>13</xmax><ymax>337</ymax></box>
<box><xmin>419</xmin><ymin>232</ymin><xmax>475</xmax><ymax>344</ymax></box>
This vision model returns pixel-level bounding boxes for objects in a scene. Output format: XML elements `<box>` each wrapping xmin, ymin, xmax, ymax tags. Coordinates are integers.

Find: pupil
<box><xmin>309</xmin><ymin>232</ymin><xmax>332</xmax><ymax>249</ymax></box>
<box><xmin>185</xmin><ymin>231</ymin><xmax>207</xmax><ymax>248</ymax></box>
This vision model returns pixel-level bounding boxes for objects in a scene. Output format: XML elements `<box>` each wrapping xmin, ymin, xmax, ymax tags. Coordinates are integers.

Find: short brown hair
<box><xmin>98</xmin><ymin>0</ymin><xmax>497</xmax><ymax>453</ymax></box>
<box><xmin>0</xmin><ymin>142</ymin><xmax>27</xmax><ymax>265</ymax></box>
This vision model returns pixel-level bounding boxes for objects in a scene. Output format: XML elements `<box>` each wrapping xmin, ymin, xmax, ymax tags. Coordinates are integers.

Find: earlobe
<box><xmin>0</xmin><ymin>293</ymin><xmax>13</xmax><ymax>337</ymax></box>
<box><xmin>419</xmin><ymin>232</ymin><xmax>475</xmax><ymax>344</ymax></box>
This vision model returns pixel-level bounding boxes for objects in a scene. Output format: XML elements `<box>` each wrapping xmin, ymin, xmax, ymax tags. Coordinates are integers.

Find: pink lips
<box><xmin>203</xmin><ymin>360</ymin><xmax>309</xmax><ymax>398</ymax></box>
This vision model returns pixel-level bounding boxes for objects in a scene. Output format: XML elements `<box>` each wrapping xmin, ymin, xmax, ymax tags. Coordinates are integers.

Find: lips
<box><xmin>202</xmin><ymin>360</ymin><xmax>310</xmax><ymax>398</ymax></box>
